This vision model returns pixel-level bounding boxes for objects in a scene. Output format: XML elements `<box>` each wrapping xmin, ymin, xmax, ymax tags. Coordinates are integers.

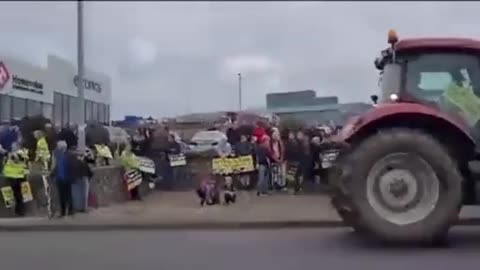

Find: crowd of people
<box><xmin>0</xmin><ymin>119</ymin><xmax>94</xmax><ymax>218</ymax></box>
<box><xmin>235</xmin><ymin>121</ymin><xmax>337</xmax><ymax>196</ymax></box>
<box><xmin>196</xmin><ymin>120</ymin><xmax>339</xmax><ymax>206</ymax></box>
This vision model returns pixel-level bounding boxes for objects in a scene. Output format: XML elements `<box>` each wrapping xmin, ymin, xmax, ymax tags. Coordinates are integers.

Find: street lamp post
<box><xmin>237</xmin><ymin>73</ymin><xmax>242</xmax><ymax>111</ymax></box>
<box><xmin>77</xmin><ymin>0</ymin><xmax>86</xmax><ymax>151</ymax></box>
<box><xmin>77</xmin><ymin>0</ymin><xmax>85</xmax><ymax>124</ymax></box>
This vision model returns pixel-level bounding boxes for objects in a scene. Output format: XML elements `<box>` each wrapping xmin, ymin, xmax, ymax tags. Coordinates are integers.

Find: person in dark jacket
<box><xmin>165</xmin><ymin>134</ymin><xmax>182</xmax><ymax>190</ymax></box>
<box><xmin>284</xmin><ymin>131</ymin><xmax>300</xmax><ymax>188</ymax></box>
<box><xmin>57</xmin><ymin>126</ymin><xmax>78</xmax><ymax>150</ymax></box>
<box><xmin>294</xmin><ymin>130</ymin><xmax>310</xmax><ymax>194</ymax></box>
<box><xmin>235</xmin><ymin>134</ymin><xmax>253</xmax><ymax>189</ymax></box>
<box><xmin>44</xmin><ymin>123</ymin><xmax>57</xmax><ymax>153</ymax></box>
<box><xmin>255</xmin><ymin>135</ymin><xmax>272</xmax><ymax>196</ymax></box>
<box><xmin>72</xmin><ymin>149</ymin><xmax>94</xmax><ymax>212</ymax></box>
<box><xmin>51</xmin><ymin>141</ymin><xmax>78</xmax><ymax>217</ymax></box>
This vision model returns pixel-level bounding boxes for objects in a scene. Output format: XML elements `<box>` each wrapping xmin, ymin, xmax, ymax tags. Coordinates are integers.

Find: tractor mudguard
<box><xmin>339</xmin><ymin>102</ymin><xmax>476</xmax><ymax>147</ymax></box>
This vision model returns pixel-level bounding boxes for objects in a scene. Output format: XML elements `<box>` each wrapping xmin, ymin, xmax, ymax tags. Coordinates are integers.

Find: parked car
<box><xmin>187</xmin><ymin>130</ymin><xmax>231</xmax><ymax>157</ymax></box>
<box><xmin>170</xmin><ymin>131</ymin><xmax>189</xmax><ymax>153</ymax></box>
<box><xmin>106</xmin><ymin>126</ymin><xmax>130</xmax><ymax>147</ymax></box>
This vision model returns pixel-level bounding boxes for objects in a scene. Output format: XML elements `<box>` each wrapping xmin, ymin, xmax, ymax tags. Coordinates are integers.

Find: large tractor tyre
<box><xmin>345</xmin><ymin>128</ymin><xmax>462</xmax><ymax>244</ymax></box>
<box><xmin>328</xmin><ymin>158</ymin><xmax>366</xmax><ymax>234</ymax></box>
<box><xmin>332</xmin><ymin>196</ymin><xmax>366</xmax><ymax>234</ymax></box>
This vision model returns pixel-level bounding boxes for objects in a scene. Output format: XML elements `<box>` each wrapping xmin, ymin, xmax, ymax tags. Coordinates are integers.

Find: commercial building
<box><xmin>266</xmin><ymin>90</ymin><xmax>372</xmax><ymax>126</ymax></box>
<box><xmin>0</xmin><ymin>54</ymin><xmax>111</xmax><ymax>126</ymax></box>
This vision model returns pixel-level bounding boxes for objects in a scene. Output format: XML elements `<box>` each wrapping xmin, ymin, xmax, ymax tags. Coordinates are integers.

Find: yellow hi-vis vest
<box><xmin>3</xmin><ymin>153</ymin><xmax>28</xmax><ymax>179</ymax></box>
<box><xmin>35</xmin><ymin>137</ymin><xmax>51</xmax><ymax>163</ymax></box>
<box><xmin>120</xmin><ymin>150</ymin><xmax>140</xmax><ymax>170</ymax></box>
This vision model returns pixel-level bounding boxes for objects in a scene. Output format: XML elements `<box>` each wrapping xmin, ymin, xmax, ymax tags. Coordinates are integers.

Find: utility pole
<box><xmin>238</xmin><ymin>73</ymin><xmax>242</xmax><ymax>111</ymax></box>
<box><xmin>77</xmin><ymin>0</ymin><xmax>85</xmax><ymax>124</ymax></box>
<box><xmin>77</xmin><ymin>0</ymin><xmax>86</xmax><ymax>151</ymax></box>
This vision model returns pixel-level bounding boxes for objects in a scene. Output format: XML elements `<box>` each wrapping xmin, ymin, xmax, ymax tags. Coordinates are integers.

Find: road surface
<box><xmin>1</xmin><ymin>227</ymin><xmax>480</xmax><ymax>270</ymax></box>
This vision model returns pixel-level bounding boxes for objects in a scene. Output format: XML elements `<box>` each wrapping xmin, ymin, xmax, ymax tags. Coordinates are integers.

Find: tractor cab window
<box><xmin>405</xmin><ymin>53</ymin><xmax>480</xmax><ymax>100</ymax></box>
<box><xmin>405</xmin><ymin>52</ymin><xmax>480</xmax><ymax>126</ymax></box>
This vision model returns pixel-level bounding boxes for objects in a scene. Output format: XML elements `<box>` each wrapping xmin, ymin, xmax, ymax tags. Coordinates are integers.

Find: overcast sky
<box><xmin>1</xmin><ymin>1</ymin><xmax>480</xmax><ymax>119</ymax></box>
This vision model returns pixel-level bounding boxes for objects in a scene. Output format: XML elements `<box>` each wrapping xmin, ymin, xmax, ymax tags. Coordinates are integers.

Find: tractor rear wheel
<box><xmin>344</xmin><ymin>128</ymin><xmax>462</xmax><ymax>244</ymax></box>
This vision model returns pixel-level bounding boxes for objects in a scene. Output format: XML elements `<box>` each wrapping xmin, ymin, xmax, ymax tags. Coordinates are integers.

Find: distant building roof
<box><xmin>268</xmin><ymin>103</ymin><xmax>339</xmax><ymax>114</ymax></box>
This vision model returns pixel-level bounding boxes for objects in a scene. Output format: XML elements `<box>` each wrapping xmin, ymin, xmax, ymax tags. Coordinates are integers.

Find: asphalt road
<box><xmin>2</xmin><ymin>227</ymin><xmax>480</xmax><ymax>270</ymax></box>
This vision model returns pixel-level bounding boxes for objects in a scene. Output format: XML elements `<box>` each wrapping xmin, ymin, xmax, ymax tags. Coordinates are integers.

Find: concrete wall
<box><xmin>0</xmin><ymin>166</ymin><xmax>153</xmax><ymax>217</ymax></box>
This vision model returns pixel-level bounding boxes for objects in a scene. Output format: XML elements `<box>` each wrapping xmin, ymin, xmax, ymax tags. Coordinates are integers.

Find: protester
<box><xmin>235</xmin><ymin>134</ymin><xmax>253</xmax><ymax>189</ymax></box>
<box><xmin>165</xmin><ymin>133</ymin><xmax>182</xmax><ymax>190</ymax></box>
<box><xmin>284</xmin><ymin>131</ymin><xmax>300</xmax><ymax>190</ymax></box>
<box><xmin>51</xmin><ymin>141</ymin><xmax>76</xmax><ymax>217</ymax></box>
<box><xmin>44</xmin><ymin>123</ymin><xmax>57</xmax><ymax>153</ymax></box>
<box><xmin>34</xmin><ymin>130</ymin><xmax>51</xmax><ymax>174</ymax></box>
<box><xmin>294</xmin><ymin>130</ymin><xmax>310</xmax><ymax>194</ymax></box>
<box><xmin>72</xmin><ymin>149</ymin><xmax>94</xmax><ymax>212</ymax></box>
<box><xmin>253</xmin><ymin>121</ymin><xmax>267</xmax><ymax>142</ymax></box>
<box><xmin>269</xmin><ymin>127</ymin><xmax>285</xmax><ymax>191</ymax></box>
<box><xmin>2</xmin><ymin>142</ymin><xmax>29</xmax><ymax>216</ymax></box>
<box><xmin>0</xmin><ymin>124</ymin><xmax>20</xmax><ymax>153</ymax></box>
<box><xmin>223</xmin><ymin>176</ymin><xmax>237</xmax><ymax>205</ymax></box>
<box><xmin>57</xmin><ymin>125</ymin><xmax>78</xmax><ymax>150</ymax></box>
<box><xmin>310</xmin><ymin>136</ymin><xmax>322</xmax><ymax>184</ymax></box>
<box><xmin>255</xmin><ymin>134</ymin><xmax>272</xmax><ymax>196</ymax></box>
<box><xmin>196</xmin><ymin>172</ymin><xmax>220</xmax><ymax>206</ymax></box>
<box><xmin>131</xmin><ymin>128</ymin><xmax>146</xmax><ymax>156</ymax></box>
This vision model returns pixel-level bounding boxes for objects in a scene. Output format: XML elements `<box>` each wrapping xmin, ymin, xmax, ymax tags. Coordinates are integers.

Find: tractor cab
<box><xmin>373</xmin><ymin>30</ymin><xmax>480</xmax><ymax>130</ymax></box>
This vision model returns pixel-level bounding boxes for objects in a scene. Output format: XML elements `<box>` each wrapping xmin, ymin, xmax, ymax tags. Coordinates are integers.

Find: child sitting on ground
<box><xmin>223</xmin><ymin>176</ymin><xmax>237</xmax><ymax>205</ymax></box>
<box><xmin>196</xmin><ymin>172</ymin><xmax>220</xmax><ymax>207</ymax></box>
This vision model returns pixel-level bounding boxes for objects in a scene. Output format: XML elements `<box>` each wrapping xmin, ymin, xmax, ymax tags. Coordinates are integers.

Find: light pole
<box><xmin>77</xmin><ymin>0</ymin><xmax>85</xmax><ymax>125</ymax></box>
<box><xmin>77</xmin><ymin>0</ymin><xmax>86</xmax><ymax>151</ymax></box>
<box><xmin>237</xmin><ymin>73</ymin><xmax>242</xmax><ymax>111</ymax></box>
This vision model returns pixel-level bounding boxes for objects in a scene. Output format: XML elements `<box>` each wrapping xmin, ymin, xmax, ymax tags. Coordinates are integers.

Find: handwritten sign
<box><xmin>169</xmin><ymin>154</ymin><xmax>187</xmax><ymax>167</ymax></box>
<box><xmin>136</xmin><ymin>156</ymin><xmax>156</xmax><ymax>174</ymax></box>
<box><xmin>1</xmin><ymin>187</ymin><xmax>14</xmax><ymax>208</ymax></box>
<box><xmin>124</xmin><ymin>169</ymin><xmax>143</xmax><ymax>191</ymax></box>
<box><xmin>212</xmin><ymin>155</ymin><xmax>255</xmax><ymax>175</ymax></box>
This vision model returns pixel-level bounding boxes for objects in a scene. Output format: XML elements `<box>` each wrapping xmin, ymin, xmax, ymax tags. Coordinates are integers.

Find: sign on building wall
<box><xmin>47</xmin><ymin>55</ymin><xmax>111</xmax><ymax>105</ymax></box>
<box><xmin>73</xmin><ymin>75</ymin><xmax>102</xmax><ymax>93</ymax></box>
<box><xmin>0</xmin><ymin>57</ymin><xmax>52</xmax><ymax>104</ymax></box>
<box><xmin>0</xmin><ymin>62</ymin><xmax>11</xmax><ymax>92</ymax></box>
<box><xmin>12</xmin><ymin>75</ymin><xmax>44</xmax><ymax>95</ymax></box>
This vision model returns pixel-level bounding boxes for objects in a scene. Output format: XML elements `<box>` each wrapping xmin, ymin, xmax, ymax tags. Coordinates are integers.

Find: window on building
<box><xmin>54</xmin><ymin>93</ymin><xmax>63</xmax><ymax>126</ymax></box>
<box><xmin>62</xmin><ymin>94</ymin><xmax>69</xmax><ymax>126</ymax></box>
<box><xmin>92</xmin><ymin>102</ymin><xmax>99</xmax><ymax>122</ymax></box>
<box><xmin>27</xmin><ymin>100</ymin><xmax>42</xmax><ymax>117</ymax></box>
<box><xmin>12</xmin><ymin>97</ymin><xmax>26</xmax><ymax>119</ymax></box>
<box><xmin>106</xmin><ymin>104</ymin><xmax>110</xmax><ymax>124</ymax></box>
<box><xmin>99</xmin><ymin>103</ymin><xmax>106</xmax><ymax>124</ymax></box>
<box><xmin>43</xmin><ymin>103</ymin><xmax>53</xmax><ymax>121</ymax></box>
<box><xmin>0</xmin><ymin>95</ymin><xmax>11</xmax><ymax>122</ymax></box>
<box><xmin>69</xmin><ymin>96</ymin><xmax>76</xmax><ymax>125</ymax></box>
<box><xmin>85</xmin><ymin>100</ymin><xmax>92</xmax><ymax>122</ymax></box>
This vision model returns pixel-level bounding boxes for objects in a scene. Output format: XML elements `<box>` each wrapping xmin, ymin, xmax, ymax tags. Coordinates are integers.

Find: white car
<box><xmin>187</xmin><ymin>130</ymin><xmax>231</xmax><ymax>157</ymax></box>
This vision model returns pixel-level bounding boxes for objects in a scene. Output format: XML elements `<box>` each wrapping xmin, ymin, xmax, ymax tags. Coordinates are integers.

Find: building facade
<box><xmin>266</xmin><ymin>90</ymin><xmax>372</xmax><ymax>126</ymax></box>
<box><xmin>0</xmin><ymin>54</ymin><xmax>111</xmax><ymax>126</ymax></box>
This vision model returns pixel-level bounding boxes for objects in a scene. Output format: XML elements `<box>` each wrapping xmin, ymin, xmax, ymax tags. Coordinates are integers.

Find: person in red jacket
<box><xmin>269</xmin><ymin>127</ymin><xmax>285</xmax><ymax>190</ymax></box>
<box><xmin>253</xmin><ymin>121</ymin><xmax>267</xmax><ymax>142</ymax></box>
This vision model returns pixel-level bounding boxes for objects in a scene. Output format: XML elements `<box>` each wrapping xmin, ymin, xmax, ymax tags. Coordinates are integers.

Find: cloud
<box><xmin>223</xmin><ymin>54</ymin><xmax>279</xmax><ymax>74</ymax></box>
<box><xmin>2</xmin><ymin>2</ymin><xmax>480</xmax><ymax>119</ymax></box>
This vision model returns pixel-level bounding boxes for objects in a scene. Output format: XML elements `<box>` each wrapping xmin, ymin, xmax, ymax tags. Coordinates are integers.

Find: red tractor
<box><xmin>323</xmin><ymin>30</ymin><xmax>480</xmax><ymax>244</ymax></box>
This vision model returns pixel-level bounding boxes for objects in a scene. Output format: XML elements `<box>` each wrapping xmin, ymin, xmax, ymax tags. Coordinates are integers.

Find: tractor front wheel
<box><xmin>345</xmin><ymin>128</ymin><xmax>462</xmax><ymax>244</ymax></box>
